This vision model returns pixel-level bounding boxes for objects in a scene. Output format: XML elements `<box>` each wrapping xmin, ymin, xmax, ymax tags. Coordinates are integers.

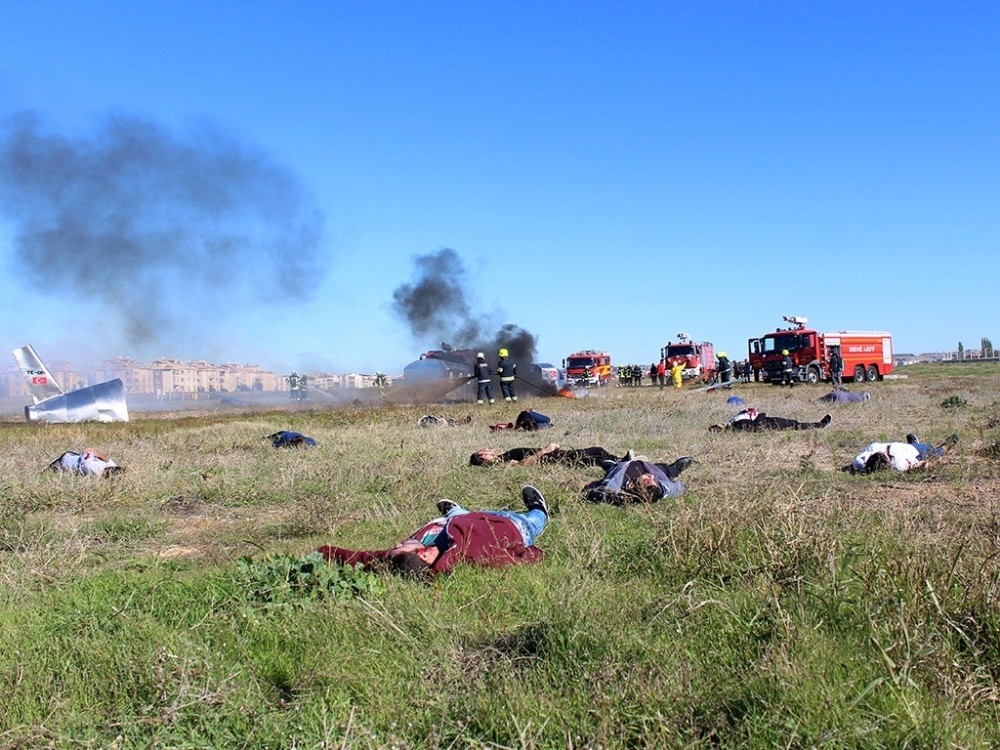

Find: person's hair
<box><xmin>470</xmin><ymin>448</ymin><xmax>501</xmax><ymax>466</ymax></box>
<box><xmin>864</xmin><ymin>452</ymin><xmax>892</xmax><ymax>473</ymax></box>
<box><xmin>387</xmin><ymin>550</ymin><xmax>432</xmax><ymax>578</ymax></box>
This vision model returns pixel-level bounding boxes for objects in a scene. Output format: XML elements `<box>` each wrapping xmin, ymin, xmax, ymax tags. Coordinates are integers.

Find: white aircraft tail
<box><xmin>11</xmin><ymin>345</ymin><xmax>129</xmax><ymax>423</ymax></box>
<box><xmin>12</xmin><ymin>345</ymin><xmax>65</xmax><ymax>404</ymax></box>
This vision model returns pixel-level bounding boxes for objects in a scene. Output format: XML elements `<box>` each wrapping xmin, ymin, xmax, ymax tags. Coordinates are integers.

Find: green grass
<box><xmin>1</xmin><ymin>365</ymin><xmax>999</xmax><ymax>747</ymax></box>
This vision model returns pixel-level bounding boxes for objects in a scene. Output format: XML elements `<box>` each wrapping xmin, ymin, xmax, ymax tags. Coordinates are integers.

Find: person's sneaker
<box><xmin>669</xmin><ymin>456</ymin><xmax>693</xmax><ymax>476</ymax></box>
<box><xmin>906</xmin><ymin>434</ymin><xmax>920</xmax><ymax>445</ymax></box>
<box><xmin>521</xmin><ymin>485</ymin><xmax>548</xmax><ymax>516</ymax></box>
<box><xmin>944</xmin><ymin>433</ymin><xmax>960</xmax><ymax>447</ymax></box>
<box><xmin>819</xmin><ymin>414</ymin><xmax>832</xmax><ymax>427</ymax></box>
<box><xmin>625</xmin><ymin>449</ymin><xmax>636</xmax><ymax>461</ymax></box>
<box><xmin>437</xmin><ymin>499</ymin><xmax>459</xmax><ymax>515</ymax></box>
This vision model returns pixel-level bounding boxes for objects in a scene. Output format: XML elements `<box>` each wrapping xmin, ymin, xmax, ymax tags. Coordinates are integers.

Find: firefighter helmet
<box><xmin>782</xmin><ymin>349</ymin><xmax>789</xmax><ymax>355</ymax></box>
<box><xmin>498</xmin><ymin>348</ymin><xmax>509</xmax><ymax>358</ymax></box>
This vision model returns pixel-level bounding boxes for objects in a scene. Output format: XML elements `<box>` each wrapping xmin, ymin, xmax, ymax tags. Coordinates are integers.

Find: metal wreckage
<box><xmin>11</xmin><ymin>345</ymin><xmax>129</xmax><ymax>423</ymax></box>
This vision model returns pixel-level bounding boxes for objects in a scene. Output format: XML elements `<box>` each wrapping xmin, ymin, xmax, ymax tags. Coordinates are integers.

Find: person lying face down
<box><xmin>584</xmin><ymin>451</ymin><xmax>693</xmax><ymax>505</ymax></box>
<box><xmin>317</xmin><ymin>486</ymin><xmax>550</xmax><ymax>578</ymax></box>
<box><xmin>845</xmin><ymin>433</ymin><xmax>958</xmax><ymax>474</ymax></box>
<box><xmin>817</xmin><ymin>388</ymin><xmax>871</xmax><ymax>403</ymax></box>
<box><xmin>709</xmin><ymin>408</ymin><xmax>832</xmax><ymax>432</ymax></box>
<box><xmin>470</xmin><ymin>443</ymin><xmax>621</xmax><ymax>467</ymax></box>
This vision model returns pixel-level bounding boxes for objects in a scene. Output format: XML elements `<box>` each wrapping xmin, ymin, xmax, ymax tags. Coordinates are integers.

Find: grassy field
<box><xmin>1</xmin><ymin>363</ymin><xmax>999</xmax><ymax>749</ymax></box>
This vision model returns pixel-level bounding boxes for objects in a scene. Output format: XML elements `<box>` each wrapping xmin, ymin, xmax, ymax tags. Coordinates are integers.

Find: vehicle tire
<box><xmin>866</xmin><ymin>365</ymin><xmax>879</xmax><ymax>382</ymax></box>
<box><xmin>806</xmin><ymin>366</ymin><xmax>820</xmax><ymax>384</ymax></box>
<box><xmin>853</xmin><ymin>365</ymin><xmax>866</xmax><ymax>383</ymax></box>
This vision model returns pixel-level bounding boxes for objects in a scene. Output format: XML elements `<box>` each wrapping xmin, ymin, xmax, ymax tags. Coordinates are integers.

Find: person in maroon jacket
<box><xmin>317</xmin><ymin>485</ymin><xmax>549</xmax><ymax>577</ymax></box>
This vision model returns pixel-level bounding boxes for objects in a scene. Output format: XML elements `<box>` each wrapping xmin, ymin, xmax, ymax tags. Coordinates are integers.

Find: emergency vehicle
<box><xmin>753</xmin><ymin>316</ymin><xmax>894</xmax><ymax>384</ymax></box>
<box><xmin>563</xmin><ymin>350</ymin><xmax>613</xmax><ymax>387</ymax></box>
<box><xmin>661</xmin><ymin>334</ymin><xmax>715</xmax><ymax>381</ymax></box>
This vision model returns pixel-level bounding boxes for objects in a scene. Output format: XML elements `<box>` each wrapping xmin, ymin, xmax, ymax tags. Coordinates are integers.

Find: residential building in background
<box><xmin>1</xmin><ymin>356</ymin><xmax>397</xmax><ymax>399</ymax></box>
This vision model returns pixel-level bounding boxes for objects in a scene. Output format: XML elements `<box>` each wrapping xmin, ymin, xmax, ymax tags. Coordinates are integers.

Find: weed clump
<box><xmin>236</xmin><ymin>551</ymin><xmax>382</xmax><ymax>606</ymax></box>
<box><xmin>941</xmin><ymin>395</ymin><xmax>968</xmax><ymax>409</ymax></box>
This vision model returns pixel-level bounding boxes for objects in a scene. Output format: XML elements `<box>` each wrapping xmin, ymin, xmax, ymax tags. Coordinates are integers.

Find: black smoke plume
<box><xmin>0</xmin><ymin>111</ymin><xmax>326</xmax><ymax>349</ymax></box>
<box><xmin>392</xmin><ymin>248</ymin><xmax>537</xmax><ymax>363</ymax></box>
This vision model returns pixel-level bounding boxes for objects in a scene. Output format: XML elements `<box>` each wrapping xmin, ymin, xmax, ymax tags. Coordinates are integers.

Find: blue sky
<box><xmin>1</xmin><ymin>2</ymin><xmax>998</xmax><ymax>375</ymax></box>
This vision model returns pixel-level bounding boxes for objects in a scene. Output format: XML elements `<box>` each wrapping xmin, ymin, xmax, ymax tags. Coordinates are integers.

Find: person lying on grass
<box><xmin>317</xmin><ymin>486</ymin><xmax>549</xmax><ymax>578</ymax></box>
<box><xmin>47</xmin><ymin>449</ymin><xmax>124</xmax><ymax>477</ymax></box>
<box><xmin>584</xmin><ymin>451</ymin><xmax>692</xmax><ymax>506</ymax></box>
<box><xmin>709</xmin><ymin>408</ymin><xmax>832</xmax><ymax>432</ymax></box>
<box><xmin>470</xmin><ymin>443</ymin><xmax>621</xmax><ymax>467</ymax></box>
<box><xmin>844</xmin><ymin>433</ymin><xmax>959</xmax><ymax>474</ymax></box>
<box><xmin>816</xmin><ymin>388</ymin><xmax>871</xmax><ymax>404</ymax></box>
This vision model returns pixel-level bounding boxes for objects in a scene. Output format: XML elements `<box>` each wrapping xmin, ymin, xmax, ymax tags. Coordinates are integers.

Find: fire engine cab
<box><xmin>563</xmin><ymin>350</ymin><xmax>613</xmax><ymax>387</ymax></box>
<box><xmin>661</xmin><ymin>333</ymin><xmax>715</xmax><ymax>382</ymax></box>
<box><xmin>754</xmin><ymin>316</ymin><xmax>894</xmax><ymax>384</ymax></box>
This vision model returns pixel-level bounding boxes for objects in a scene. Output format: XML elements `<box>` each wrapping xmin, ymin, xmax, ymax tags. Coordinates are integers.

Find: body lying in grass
<box><xmin>47</xmin><ymin>449</ymin><xmax>124</xmax><ymax>477</ymax></box>
<box><xmin>583</xmin><ymin>452</ymin><xmax>692</xmax><ymax>505</ymax></box>
<box><xmin>318</xmin><ymin>486</ymin><xmax>549</xmax><ymax>578</ymax></box>
<box><xmin>470</xmin><ymin>444</ymin><xmax>620</xmax><ymax>467</ymax></box>
<box><xmin>845</xmin><ymin>433</ymin><xmax>959</xmax><ymax>474</ymax></box>
<box><xmin>709</xmin><ymin>408</ymin><xmax>832</xmax><ymax>432</ymax></box>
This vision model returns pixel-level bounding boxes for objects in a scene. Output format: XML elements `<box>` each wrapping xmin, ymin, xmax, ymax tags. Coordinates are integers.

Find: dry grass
<box><xmin>1</xmin><ymin>364</ymin><xmax>999</xmax><ymax>747</ymax></box>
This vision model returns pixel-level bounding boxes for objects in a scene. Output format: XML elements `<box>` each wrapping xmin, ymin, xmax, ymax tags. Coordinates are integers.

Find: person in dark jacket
<box><xmin>317</xmin><ymin>486</ymin><xmax>549</xmax><ymax>577</ymax></box>
<box><xmin>828</xmin><ymin>347</ymin><xmax>844</xmax><ymax>387</ymax></box>
<box><xmin>474</xmin><ymin>352</ymin><xmax>495</xmax><ymax>404</ymax></box>
<box><xmin>781</xmin><ymin>350</ymin><xmax>797</xmax><ymax>388</ymax></box>
<box><xmin>709</xmin><ymin>408</ymin><xmax>831</xmax><ymax>432</ymax></box>
<box><xmin>716</xmin><ymin>352</ymin><xmax>732</xmax><ymax>389</ymax></box>
<box><xmin>470</xmin><ymin>443</ymin><xmax>621</xmax><ymax>467</ymax></box>
<box><xmin>497</xmin><ymin>347</ymin><xmax>518</xmax><ymax>402</ymax></box>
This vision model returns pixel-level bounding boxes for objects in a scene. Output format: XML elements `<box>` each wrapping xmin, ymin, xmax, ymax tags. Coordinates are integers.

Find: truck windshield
<box><xmin>666</xmin><ymin>345</ymin><xmax>694</xmax><ymax>357</ymax></box>
<box><xmin>763</xmin><ymin>334</ymin><xmax>802</xmax><ymax>353</ymax></box>
<box><xmin>567</xmin><ymin>357</ymin><xmax>597</xmax><ymax>368</ymax></box>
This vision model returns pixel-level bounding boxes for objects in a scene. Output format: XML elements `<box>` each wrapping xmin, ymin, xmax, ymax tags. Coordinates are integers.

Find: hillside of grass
<box><xmin>1</xmin><ymin>364</ymin><xmax>999</xmax><ymax>749</ymax></box>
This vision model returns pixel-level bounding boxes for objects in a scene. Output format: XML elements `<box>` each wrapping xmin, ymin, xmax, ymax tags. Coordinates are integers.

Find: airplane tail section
<box><xmin>12</xmin><ymin>345</ymin><xmax>65</xmax><ymax>404</ymax></box>
<box><xmin>25</xmin><ymin>378</ymin><xmax>129</xmax><ymax>423</ymax></box>
<box><xmin>12</xmin><ymin>345</ymin><xmax>129</xmax><ymax>423</ymax></box>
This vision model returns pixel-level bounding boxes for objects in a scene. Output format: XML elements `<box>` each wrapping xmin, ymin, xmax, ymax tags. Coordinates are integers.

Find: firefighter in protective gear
<box><xmin>781</xmin><ymin>349</ymin><xmax>796</xmax><ymax>388</ymax></box>
<box><xmin>497</xmin><ymin>347</ymin><xmax>517</xmax><ymax>402</ymax></box>
<box><xmin>716</xmin><ymin>352</ymin><xmax>732</xmax><ymax>389</ymax></box>
<box><xmin>475</xmin><ymin>353</ymin><xmax>495</xmax><ymax>404</ymax></box>
<box><xmin>287</xmin><ymin>371</ymin><xmax>305</xmax><ymax>401</ymax></box>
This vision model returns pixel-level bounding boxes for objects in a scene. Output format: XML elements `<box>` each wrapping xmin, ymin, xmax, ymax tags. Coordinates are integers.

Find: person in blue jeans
<box><xmin>319</xmin><ymin>486</ymin><xmax>549</xmax><ymax>577</ymax></box>
<box><xmin>435</xmin><ymin>490</ymin><xmax>547</xmax><ymax>548</ymax></box>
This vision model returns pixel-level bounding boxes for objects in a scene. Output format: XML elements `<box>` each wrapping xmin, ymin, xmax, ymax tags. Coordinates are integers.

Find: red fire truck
<box><xmin>661</xmin><ymin>334</ymin><xmax>715</xmax><ymax>382</ymax></box>
<box><xmin>563</xmin><ymin>350</ymin><xmax>613</xmax><ymax>387</ymax></box>
<box><xmin>752</xmin><ymin>316</ymin><xmax>894</xmax><ymax>384</ymax></box>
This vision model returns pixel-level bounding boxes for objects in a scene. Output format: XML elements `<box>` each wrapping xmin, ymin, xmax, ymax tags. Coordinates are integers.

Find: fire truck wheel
<box><xmin>806</xmin><ymin>366</ymin><xmax>820</xmax><ymax>385</ymax></box>
<box><xmin>865</xmin><ymin>365</ymin><xmax>879</xmax><ymax>382</ymax></box>
<box><xmin>853</xmin><ymin>366</ymin><xmax>866</xmax><ymax>383</ymax></box>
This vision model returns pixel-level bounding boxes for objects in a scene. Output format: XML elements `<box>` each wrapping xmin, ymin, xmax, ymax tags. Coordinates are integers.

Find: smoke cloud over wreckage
<box><xmin>0</xmin><ymin>111</ymin><xmax>327</xmax><ymax>359</ymax></box>
<box><xmin>392</xmin><ymin>247</ymin><xmax>538</xmax><ymax>364</ymax></box>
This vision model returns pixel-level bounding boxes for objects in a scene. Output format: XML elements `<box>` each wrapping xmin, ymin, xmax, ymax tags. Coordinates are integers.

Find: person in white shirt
<box><xmin>845</xmin><ymin>433</ymin><xmax>958</xmax><ymax>474</ymax></box>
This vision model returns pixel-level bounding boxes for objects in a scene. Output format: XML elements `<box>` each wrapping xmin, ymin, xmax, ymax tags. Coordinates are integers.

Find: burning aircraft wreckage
<box><xmin>388</xmin><ymin>344</ymin><xmax>568</xmax><ymax>404</ymax></box>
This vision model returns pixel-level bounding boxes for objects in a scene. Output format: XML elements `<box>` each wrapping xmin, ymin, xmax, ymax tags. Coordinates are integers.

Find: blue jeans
<box><xmin>911</xmin><ymin>441</ymin><xmax>945</xmax><ymax>459</ymax></box>
<box><xmin>492</xmin><ymin>509</ymin><xmax>547</xmax><ymax>546</ymax></box>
